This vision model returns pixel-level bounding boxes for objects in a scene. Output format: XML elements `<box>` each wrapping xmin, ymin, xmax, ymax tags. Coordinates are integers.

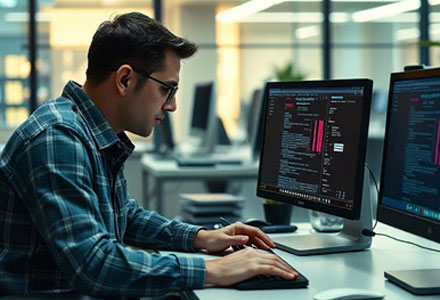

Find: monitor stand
<box><xmin>273</xmin><ymin>167</ymin><xmax>373</xmax><ymax>255</ymax></box>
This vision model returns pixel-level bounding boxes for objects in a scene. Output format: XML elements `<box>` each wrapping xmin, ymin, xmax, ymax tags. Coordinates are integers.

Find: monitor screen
<box><xmin>191</xmin><ymin>82</ymin><xmax>214</xmax><ymax>131</ymax></box>
<box><xmin>153</xmin><ymin>113</ymin><xmax>175</xmax><ymax>155</ymax></box>
<box><xmin>378</xmin><ymin>68</ymin><xmax>440</xmax><ymax>243</ymax></box>
<box><xmin>257</xmin><ymin>79</ymin><xmax>372</xmax><ymax>220</ymax></box>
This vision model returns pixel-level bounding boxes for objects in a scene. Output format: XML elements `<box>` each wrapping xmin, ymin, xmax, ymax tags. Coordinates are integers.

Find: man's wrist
<box><xmin>194</xmin><ymin>228</ymin><xmax>209</xmax><ymax>250</ymax></box>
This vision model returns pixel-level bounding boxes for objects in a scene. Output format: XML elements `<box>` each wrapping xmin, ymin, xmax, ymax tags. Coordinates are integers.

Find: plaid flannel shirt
<box><xmin>0</xmin><ymin>81</ymin><xmax>205</xmax><ymax>298</ymax></box>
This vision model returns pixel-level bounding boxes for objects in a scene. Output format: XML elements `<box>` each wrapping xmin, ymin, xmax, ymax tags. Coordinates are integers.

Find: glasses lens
<box><xmin>166</xmin><ymin>87</ymin><xmax>178</xmax><ymax>104</ymax></box>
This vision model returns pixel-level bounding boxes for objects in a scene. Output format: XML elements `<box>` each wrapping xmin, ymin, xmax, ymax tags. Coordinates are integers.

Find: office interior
<box><xmin>0</xmin><ymin>1</ymin><xmax>436</xmax><ymax>214</ymax></box>
<box><xmin>2</xmin><ymin>0</ymin><xmax>439</xmax><ymax>220</ymax></box>
<box><xmin>1</xmin><ymin>1</ymin><xmax>440</xmax><ymax>298</ymax></box>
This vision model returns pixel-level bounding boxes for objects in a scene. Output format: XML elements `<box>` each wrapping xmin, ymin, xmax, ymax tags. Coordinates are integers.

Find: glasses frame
<box><xmin>111</xmin><ymin>66</ymin><xmax>178</xmax><ymax>104</ymax></box>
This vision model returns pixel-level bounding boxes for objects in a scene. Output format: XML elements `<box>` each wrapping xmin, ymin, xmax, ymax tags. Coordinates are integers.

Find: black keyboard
<box><xmin>232</xmin><ymin>248</ymin><xmax>309</xmax><ymax>290</ymax></box>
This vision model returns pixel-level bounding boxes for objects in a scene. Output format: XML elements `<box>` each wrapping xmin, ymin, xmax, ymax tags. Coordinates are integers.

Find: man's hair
<box><xmin>86</xmin><ymin>12</ymin><xmax>198</xmax><ymax>85</ymax></box>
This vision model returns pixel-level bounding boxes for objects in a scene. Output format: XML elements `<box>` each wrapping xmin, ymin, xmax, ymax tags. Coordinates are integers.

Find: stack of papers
<box><xmin>179</xmin><ymin>193</ymin><xmax>244</xmax><ymax>225</ymax></box>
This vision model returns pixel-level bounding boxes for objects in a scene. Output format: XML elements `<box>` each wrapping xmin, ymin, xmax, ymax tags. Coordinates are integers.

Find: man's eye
<box><xmin>161</xmin><ymin>87</ymin><xmax>171</xmax><ymax>93</ymax></box>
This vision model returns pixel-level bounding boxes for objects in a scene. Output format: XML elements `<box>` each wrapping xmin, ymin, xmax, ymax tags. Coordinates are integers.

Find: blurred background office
<box><xmin>0</xmin><ymin>0</ymin><xmax>439</xmax><ymax>220</ymax></box>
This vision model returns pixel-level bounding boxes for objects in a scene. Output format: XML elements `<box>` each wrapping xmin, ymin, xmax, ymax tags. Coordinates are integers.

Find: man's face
<box><xmin>123</xmin><ymin>50</ymin><xmax>180</xmax><ymax>137</ymax></box>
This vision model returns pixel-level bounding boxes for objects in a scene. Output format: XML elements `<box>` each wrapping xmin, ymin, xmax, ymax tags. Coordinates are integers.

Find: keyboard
<box><xmin>231</xmin><ymin>248</ymin><xmax>309</xmax><ymax>290</ymax></box>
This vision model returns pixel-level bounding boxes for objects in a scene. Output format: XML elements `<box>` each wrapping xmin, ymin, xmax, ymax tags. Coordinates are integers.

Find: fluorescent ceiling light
<box><xmin>5</xmin><ymin>12</ymin><xmax>51</xmax><ymax>22</ymax></box>
<box><xmin>239</xmin><ymin>12</ymin><xmax>349</xmax><ymax>23</ymax></box>
<box><xmin>352</xmin><ymin>0</ymin><xmax>420</xmax><ymax>23</ymax></box>
<box><xmin>396</xmin><ymin>24</ymin><xmax>440</xmax><ymax>41</ymax></box>
<box><xmin>216</xmin><ymin>0</ymin><xmax>398</xmax><ymax>23</ymax></box>
<box><xmin>0</xmin><ymin>0</ymin><xmax>17</xmax><ymax>8</ymax></box>
<box><xmin>216</xmin><ymin>0</ymin><xmax>284</xmax><ymax>23</ymax></box>
<box><xmin>296</xmin><ymin>25</ymin><xmax>319</xmax><ymax>39</ymax></box>
<box><xmin>396</xmin><ymin>27</ymin><xmax>419</xmax><ymax>40</ymax></box>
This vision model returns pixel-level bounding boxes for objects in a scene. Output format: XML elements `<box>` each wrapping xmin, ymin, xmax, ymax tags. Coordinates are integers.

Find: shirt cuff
<box><xmin>175</xmin><ymin>223</ymin><xmax>206</xmax><ymax>252</ymax></box>
<box><xmin>174</xmin><ymin>254</ymin><xmax>206</xmax><ymax>290</ymax></box>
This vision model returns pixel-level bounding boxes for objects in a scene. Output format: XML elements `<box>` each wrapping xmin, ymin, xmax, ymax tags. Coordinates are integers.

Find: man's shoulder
<box><xmin>17</xmin><ymin>96</ymin><xmax>89</xmax><ymax>142</ymax></box>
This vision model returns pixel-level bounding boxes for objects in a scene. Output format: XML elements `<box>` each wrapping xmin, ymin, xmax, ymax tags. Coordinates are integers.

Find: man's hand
<box><xmin>204</xmin><ymin>247</ymin><xmax>298</xmax><ymax>286</ymax></box>
<box><xmin>193</xmin><ymin>222</ymin><xmax>275</xmax><ymax>254</ymax></box>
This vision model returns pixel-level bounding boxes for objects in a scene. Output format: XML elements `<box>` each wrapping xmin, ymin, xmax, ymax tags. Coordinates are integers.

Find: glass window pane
<box><xmin>38</xmin><ymin>1</ymin><xmax>153</xmax><ymax>103</ymax></box>
<box><xmin>0</xmin><ymin>0</ymin><xmax>29</xmax><ymax>128</ymax></box>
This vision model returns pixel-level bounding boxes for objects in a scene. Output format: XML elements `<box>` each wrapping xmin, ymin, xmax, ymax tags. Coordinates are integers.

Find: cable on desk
<box><xmin>362</xmin><ymin>229</ymin><xmax>440</xmax><ymax>253</ymax></box>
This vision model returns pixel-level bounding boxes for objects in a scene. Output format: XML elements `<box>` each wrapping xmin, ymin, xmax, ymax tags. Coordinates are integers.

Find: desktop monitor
<box><xmin>378</xmin><ymin>67</ymin><xmax>440</xmax><ymax>295</ymax></box>
<box><xmin>247</xmin><ymin>88</ymin><xmax>263</xmax><ymax>142</ymax></box>
<box><xmin>249</xmin><ymin>88</ymin><xmax>265</xmax><ymax>161</ymax></box>
<box><xmin>153</xmin><ymin>113</ymin><xmax>175</xmax><ymax>155</ymax></box>
<box><xmin>257</xmin><ymin>79</ymin><xmax>373</xmax><ymax>255</ymax></box>
<box><xmin>190</xmin><ymin>82</ymin><xmax>217</xmax><ymax>154</ymax></box>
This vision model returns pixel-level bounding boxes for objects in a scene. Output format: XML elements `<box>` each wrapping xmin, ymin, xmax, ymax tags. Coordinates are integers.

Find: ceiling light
<box><xmin>5</xmin><ymin>12</ymin><xmax>51</xmax><ymax>22</ymax></box>
<box><xmin>216</xmin><ymin>0</ymin><xmax>284</xmax><ymax>23</ymax></box>
<box><xmin>296</xmin><ymin>26</ymin><xmax>320</xmax><ymax>39</ymax></box>
<box><xmin>0</xmin><ymin>0</ymin><xmax>17</xmax><ymax>8</ymax></box>
<box><xmin>396</xmin><ymin>27</ymin><xmax>419</xmax><ymax>40</ymax></box>
<box><xmin>217</xmin><ymin>0</ymin><xmax>399</xmax><ymax>23</ymax></box>
<box><xmin>238</xmin><ymin>12</ymin><xmax>349</xmax><ymax>23</ymax></box>
<box><xmin>352</xmin><ymin>0</ymin><xmax>420</xmax><ymax>23</ymax></box>
<box><xmin>395</xmin><ymin>24</ymin><xmax>440</xmax><ymax>41</ymax></box>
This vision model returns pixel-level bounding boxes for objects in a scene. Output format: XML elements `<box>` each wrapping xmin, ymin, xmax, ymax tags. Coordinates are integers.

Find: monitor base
<box><xmin>273</xmin><ymin>167</ymin><xmax>373</xmax><ymax>256</ymax></box>
<box><xmin>385</xmin><ymin>269</ymin><xmax>440</xmax><ymax>295</ymax></box>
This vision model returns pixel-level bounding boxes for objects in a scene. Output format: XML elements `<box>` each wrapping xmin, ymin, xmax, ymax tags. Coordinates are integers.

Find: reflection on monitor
<box><xmin>257</xmin><ymin>79</ymin><xmax>373</xmax><ymax>255</ymax></box>
<box><xmin>378</xmin><ymin>67</ymin><xmax>440</xmax><ymax>295</ymax></box>
<box><xmin>190</xmin><ymin>82</ymin><xmax>217</xmax><ymax>154</ymax></box>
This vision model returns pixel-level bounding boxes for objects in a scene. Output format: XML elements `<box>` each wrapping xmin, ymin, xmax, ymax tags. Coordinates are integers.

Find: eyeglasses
<box><xmin>112</xmin><ymin>66</ymin><xmax>178</xmax><ymax>104</ymax></box>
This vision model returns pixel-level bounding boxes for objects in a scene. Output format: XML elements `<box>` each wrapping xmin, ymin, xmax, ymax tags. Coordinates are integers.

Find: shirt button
<box><xmin>117</xmin><ymin>143</ymin><xmax>122</xmax><ymax>149</ymax></box>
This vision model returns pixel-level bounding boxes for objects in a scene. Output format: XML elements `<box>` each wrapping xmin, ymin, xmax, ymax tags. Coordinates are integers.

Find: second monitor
<box><xmin>257</xmin><ymin>79</ymin><xmax>373</xmax><ymax>255</ymax></box>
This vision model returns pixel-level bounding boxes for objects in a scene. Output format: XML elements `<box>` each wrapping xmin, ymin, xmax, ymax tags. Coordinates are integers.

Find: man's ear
<box><xmin>114</xmin><ymin>65</ymin><xmax>134</xmax><ymax>96</ymax></box>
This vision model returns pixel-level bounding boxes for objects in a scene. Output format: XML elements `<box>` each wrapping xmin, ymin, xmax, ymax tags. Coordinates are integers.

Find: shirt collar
<box><xmin>61</xmin><ymin>80</ymin><xmax>134</xmax><ymax>155</ymax></box>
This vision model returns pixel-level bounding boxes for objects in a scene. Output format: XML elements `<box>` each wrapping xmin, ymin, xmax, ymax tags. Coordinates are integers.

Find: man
<box><xmin>0</xmin><ymin>12</ymin><xmax>297</xmax><ymax>298</ymax></box>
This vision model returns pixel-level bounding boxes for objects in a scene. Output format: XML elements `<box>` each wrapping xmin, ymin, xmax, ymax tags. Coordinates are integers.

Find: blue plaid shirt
<box><xmin>0</xmin><ymin>81</ymin><xmax>205</xmax><ymax>298</ymax></box>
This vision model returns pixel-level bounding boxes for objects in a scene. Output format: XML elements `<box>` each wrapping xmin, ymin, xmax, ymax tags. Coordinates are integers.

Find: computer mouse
<box><xmin>244</xmin><ymin>219</ymin><xmax>271</xmax><ymax>227</ymax></box>
<box><xmin>314</xmin><ymin>288</ymin><xmax>385</xmax><ymax>300</ymax></box>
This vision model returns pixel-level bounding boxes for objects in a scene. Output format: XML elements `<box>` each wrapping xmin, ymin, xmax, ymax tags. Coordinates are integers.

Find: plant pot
<box><xmin>263</xmin><ymin>203</ymin><xmax>293</xmax><ymax>225</ymax></box>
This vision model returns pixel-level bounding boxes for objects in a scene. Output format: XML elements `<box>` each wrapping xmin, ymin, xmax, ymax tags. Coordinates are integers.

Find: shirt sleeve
<box><xmin>9</xmin><ymin>125</ymin><xmax>206</xmax><ymax>298</ymax></box>
<box><xmin>123</xmin><ymin>198</ymin><xmax>205</xmax><ymax>252</ymax></box>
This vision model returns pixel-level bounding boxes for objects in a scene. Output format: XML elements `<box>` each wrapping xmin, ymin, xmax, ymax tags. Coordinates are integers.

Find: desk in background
<box><xmin>176</xmin><ymin>222</ymin><xmax>440</xmax><ymax>300</ymax></box>
<box><xmin>141</xmin><ymin>152</ymin><xmax>259</xmax><ymax>214</ymax></box>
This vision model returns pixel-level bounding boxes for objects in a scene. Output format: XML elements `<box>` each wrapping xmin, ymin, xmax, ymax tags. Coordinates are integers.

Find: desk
<box><xmin>141</xmin><ymin>153</ymin><xmax>259</xmax><ymax>214</ymax></box>
<box><xmin>176</xmin><ymin>222</ymin><xmax>440</xmax><ymax>300</ymax></box>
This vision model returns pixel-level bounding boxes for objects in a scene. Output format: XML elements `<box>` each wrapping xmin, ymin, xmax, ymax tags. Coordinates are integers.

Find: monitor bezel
<box><xmin>256</xmin><ymin>79</ymin><xmax>373</xmax><ymax>220</ymax></box>
<box><xmin>378</xmin><ymin>67</ymin><xmax>440</xmax><ymax>243</ymax></box>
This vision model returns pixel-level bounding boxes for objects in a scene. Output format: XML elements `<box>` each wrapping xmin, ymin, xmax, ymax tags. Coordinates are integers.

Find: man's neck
<box><xmin>82</xmin><ymin>80</ymin><xmax>122</xmax><ymax>134</ymax></box>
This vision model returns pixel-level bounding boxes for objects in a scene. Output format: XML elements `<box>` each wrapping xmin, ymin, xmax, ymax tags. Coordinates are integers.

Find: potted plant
<box><xmin>262</xmin><ymin>199</ymin><xmax>293</xmax><ymax>225</ymax></box>
<box><xmin>272</xmin><ymin>61</ymin><xmax>306</xmax><ymax>82</ymax></box>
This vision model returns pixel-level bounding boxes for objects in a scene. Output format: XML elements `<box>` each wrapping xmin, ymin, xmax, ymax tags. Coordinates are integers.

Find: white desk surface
<box><xmin>171</xmin><ymin>222</ymin><xmax>440</xmax><ymax>300</ymax></box>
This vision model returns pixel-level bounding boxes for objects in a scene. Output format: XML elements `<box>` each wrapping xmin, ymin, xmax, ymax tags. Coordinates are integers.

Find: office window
<box><xmin>430</xmin><ymin>4</ymin><xmax>440</xmax><ymax>66</ymax></box>
<box><xmin>331</xmin><ymin>1</ymin><xmax>420</xmax><ymax>138</ymax></box>
<box><xmin>38</xmin><ymin>0</ymin><xmax>153</xmax><ymax>103</ymax></box>
<box><xmin>166</xmin><ymin>1</ymin><xmax>323</xmax><ymax>140</ymax></box>
<box><xmin>0</xmin><ymin>0</ymin><xmax>31</xmax><ymax>127</ymax></box>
